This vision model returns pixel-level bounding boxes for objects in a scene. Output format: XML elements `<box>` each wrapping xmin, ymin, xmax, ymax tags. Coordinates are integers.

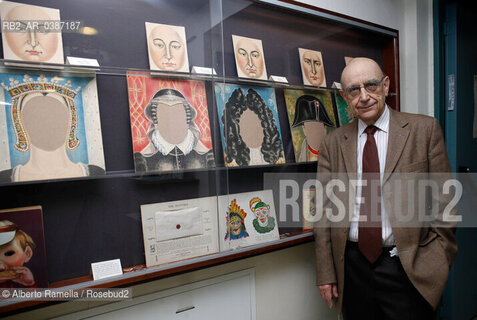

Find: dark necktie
<box><xmin>358</xmin><ymin>125</ymin><xmax>382</xmax><ymax>263</ymax></box>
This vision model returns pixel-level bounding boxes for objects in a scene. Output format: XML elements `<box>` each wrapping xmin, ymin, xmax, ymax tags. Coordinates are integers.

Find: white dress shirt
<box><xmin>348</xmin><ymin>105</ymin><xmax>395</xmax><ymax>246</ymax></box>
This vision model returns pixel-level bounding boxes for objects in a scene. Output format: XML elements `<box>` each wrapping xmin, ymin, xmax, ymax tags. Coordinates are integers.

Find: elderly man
<box><xmin>314</xmin><ymin>57</ymin><xmax>457</xmax><ymax>319</ymax></box>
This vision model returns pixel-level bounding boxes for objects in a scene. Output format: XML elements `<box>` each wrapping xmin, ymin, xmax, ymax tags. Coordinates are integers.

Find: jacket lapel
<box><xmin>340</xmin><ymin>120</ymin><xmax>358</xmax><ymax>179</ymax></box>
<box><xmin>383</xmin><ymin>109</ymin><xmax>410</xmax><ymax>184</ymax></box>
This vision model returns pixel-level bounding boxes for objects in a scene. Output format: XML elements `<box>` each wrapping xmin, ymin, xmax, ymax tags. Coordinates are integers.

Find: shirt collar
<box><xmin>358</xmin><ymin>105</ymin><xmax>390</xmax><ymax>137</ymax></box>
<box><xmin>152</xmin><ymin>129</ymin><xmax>195</xmax><ymax>156</ymax></box>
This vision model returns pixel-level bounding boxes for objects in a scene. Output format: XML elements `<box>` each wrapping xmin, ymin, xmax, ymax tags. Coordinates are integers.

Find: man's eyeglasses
<box><xmin>343</xmin><ymin>76</ymin><xmax>386</xmax><ymax>98</ymax></box>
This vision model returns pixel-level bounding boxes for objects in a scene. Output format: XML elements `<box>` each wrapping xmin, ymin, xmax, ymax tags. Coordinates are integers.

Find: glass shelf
<box><xmin>0</xmin><ymin>160</ymin><xmax>320</xmax><ymax>188</ymax></box>
<box><xmin>0</xmin><ymin>60</ymin><xmax>347</xmax><ymax>92</ymax></box>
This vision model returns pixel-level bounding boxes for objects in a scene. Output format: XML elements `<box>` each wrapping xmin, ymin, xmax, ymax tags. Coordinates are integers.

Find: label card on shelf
<box><xmin>191</xmin><ymin>66</ymin><xmax>217</xmax><ymax>75</ymax></box>
<box><xmin>66</xmin><ymin>56</ymin><xmax>100</xmax><ymax>68</ymax></box>
<box><xmin>332</xmin><ymin>81</ymin><xmax>342</xmax><ymax>89</ymax></box>
<box><xmin>91</xmin><ymin>259</ymin><xmax>123</xmax><ymax>281</ymax></box>
<box><xmin>269</xmin><ymin>75</ymin><xmax>288</xmax><ymax>83</ymax></box>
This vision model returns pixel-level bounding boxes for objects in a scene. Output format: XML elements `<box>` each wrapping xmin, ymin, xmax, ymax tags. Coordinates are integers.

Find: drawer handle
<box><xmin>176</xmin><ymin>306</ymin><xmax>195</xmax><ymax>314</ymax></box>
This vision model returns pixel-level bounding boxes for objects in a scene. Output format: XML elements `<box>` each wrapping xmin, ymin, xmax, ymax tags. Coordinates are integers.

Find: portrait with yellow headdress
<box><xmin>224</xmin><ymin>199</ymin><xmax>249</xmax><ymax>240</ymax></box>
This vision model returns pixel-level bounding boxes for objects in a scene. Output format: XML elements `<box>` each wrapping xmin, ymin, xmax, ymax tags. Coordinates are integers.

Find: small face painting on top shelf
<box><xmin>145</xmin><ymin>22</ymin><xmax>190</xmax><ymax>73</ymax></box>
<box><xmin>0</xmin><ymin>1</ymin><xmax>64</xmax><ymax>64</ymax></box>
<box><xmin>299</xmin><ymin>48</ymin><xmax>326</xmax><ymax>87</ymax></box>
<box><xmin>232</xmin><ymin>35</ymin><xmax>268</xmax><ymax>80</ymax></box>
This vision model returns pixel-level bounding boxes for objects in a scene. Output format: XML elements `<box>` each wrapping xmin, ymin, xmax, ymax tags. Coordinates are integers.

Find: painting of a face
<box><xmin>284</xmin><ymin>90</ymin><xmax>337</xmax><ymax>163</ymax></box>
<box><xmin>21</xmin><ymin>95</ymin><xmax>68</xmax><ymax>151</ymax></box>
<box><xmin>0</xmin><ymin>239</ymin><xmax>32</xmax><ymax>274</ymax></box>
<box><xmin>1</xmin><ymin>2</ymin><xmax>63</xmax><ymax>63</ymax></box>
<box><xmin>299</xmin><ymin>49</ymin><xmax>326</xmax><ymax>87</ymax></box>
<box><xmin>303</xmin><ymin>121</ymin><xmax>327</xmax><ymax>151</ymax></box>
<box><xmin>254</xmin><ymin>207</ymin><xmax>269</xmax><ymax>227</ymax></box>
<box><xmin>155</xmin><ymin>98</ymin><xmax>188</xmax><ymax>144</ymax></box>
<box><xmin>229</xmin><ymin>216</ymin><xmax>243</xmax><ymax>236</ymax></box>
<box><xmin>239</xmin><ymin>108</ymin><xmax>264</xmax><ymax>148</ymax></box>
<box><xmin>232</xmin><ymin>35</ymin><xmax>267</xmax><ymax>80</ymax></box>
<box><xmin>146</xmin><ymin>23</ymin><xmax>189</xmax><ymax>72</ymax></box>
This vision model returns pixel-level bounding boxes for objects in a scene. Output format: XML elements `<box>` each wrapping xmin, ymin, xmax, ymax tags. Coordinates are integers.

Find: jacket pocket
<box><xmin>419</xmin><ymin>231</ymin><xmax>438</xmax><ymax>247</ymax></box>
<box><xmin>399</xmin><ymin>160</ymin><xmax>428</xmax><ymax>173</ymax></box>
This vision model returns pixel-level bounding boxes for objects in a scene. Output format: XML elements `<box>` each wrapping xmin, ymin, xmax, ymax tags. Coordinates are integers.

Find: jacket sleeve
<box><xmin>428</xmin><ymin>118</ymin><xmax>458</xmax><ymax>266</ymax></box>
<box><xmin>314</xmin><ymin>137</ymin><xmax>337</xmax><ymax>285</ymax></box>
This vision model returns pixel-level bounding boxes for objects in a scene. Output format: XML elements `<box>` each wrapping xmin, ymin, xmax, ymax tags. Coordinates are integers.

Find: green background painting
<box><xmin>334</xmin><ymin>92</ymin><xmax>354</xmax><ymax>126</ymax></box>
<box><xmin>284</xmin><ymin>89</ymin><xmax>336</xmax><ymax>162</ymax></box>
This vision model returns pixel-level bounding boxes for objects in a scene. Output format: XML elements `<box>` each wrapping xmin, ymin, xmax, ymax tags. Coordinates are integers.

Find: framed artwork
<box><xmin>128</xmin><ymin>74</ymin><xmax>214</xmax><ymax>172</ymax></box>
<box><xmin>145</xmin><ymin>22</ymin><xmax>190</xmax><ymax>73</ymax></box>
<box><xmin>298</xmin><ymin>48</ymin><xmax>326</xmax><ymax>87</ymax></box>
<box><xmin>218</xmin><ymin>190</ymin><xmax>279</xmax><ymax>252</ymax></box>
<box><xmin>232</xmin><ymin>35</ymin><xmax>268</xmax><ymax>80</ymax></box>
<box><xmin>284</xmin><ymin>89</ymin><xmax>337</xmax><ymax>162</ymax></box>
<box><xmin>334</xmin><ymin>91</ymin><xmax>354</xmax><ymax>126</ymax></box>
<box><xmin>0</xmin><ymin>1</ymin><xmax>64</xmax><ymax>64</ymax></box>
<box><xmin>302</xmin><ymin>188</ymin><xmax>316</xmax><ymax>231</ymax></box>
<box><xmin>0</xmin><ymin>206</ymin><xmax>48</xmax><ymax>288</ymax></box>
<box><xmin>0</xmin><ymin>71</ymin><xmax>105</xmax><ymax>183</ymax></box>
<box><xmin>141</xmin><ymin>196</ymin><xmax>219</xmax><ymax>267</ymax></box>
<box><xmin>214</xmin><ymin>83</ymin><xmax>285</xmax><ymax>167</ymax></box>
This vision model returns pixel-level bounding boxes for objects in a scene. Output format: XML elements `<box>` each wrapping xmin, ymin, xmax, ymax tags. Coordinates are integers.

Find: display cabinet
<box><xmin>0</xmin><ymin>0</ymin><xmax>399</xmax><ymax>314</ymax></box>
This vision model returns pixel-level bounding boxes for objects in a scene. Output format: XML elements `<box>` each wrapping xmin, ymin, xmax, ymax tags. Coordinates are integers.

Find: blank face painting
<box><xmin>148</xmin><ymin>24</ymin><xmax>187</xmax><ymax>72</ymax></box>
<box><xmin>4</xmin><ymin>5</ymin><xmax>59</xmax><ymax>62</ymax></box>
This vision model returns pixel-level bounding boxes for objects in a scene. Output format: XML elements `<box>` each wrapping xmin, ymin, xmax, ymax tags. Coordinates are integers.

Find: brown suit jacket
<box><xmin>314</xmin><ymin>108</ymin><xmax>458</xmax><ymax>313</ymax></box>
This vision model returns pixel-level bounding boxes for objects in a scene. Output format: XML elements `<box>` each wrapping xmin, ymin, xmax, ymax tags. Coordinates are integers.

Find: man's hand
<box><xmin>318</xmin><ymin>283</ymin><xmax>338</xmax><ymax>308</ymax></box>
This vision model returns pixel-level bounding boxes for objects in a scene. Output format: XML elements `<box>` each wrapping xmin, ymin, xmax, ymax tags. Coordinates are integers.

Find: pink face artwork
<box><xmin>149</xmin><ymin>25</ymin><xmax>186</xmax><ymax>71</ymax></box>
<box><xmin>4</xmin><ymin>5</ymin><xmax>59</xmax><ymax>62</ymax></box>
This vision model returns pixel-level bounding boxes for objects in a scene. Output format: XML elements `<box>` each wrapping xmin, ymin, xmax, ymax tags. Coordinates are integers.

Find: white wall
<box><xmin>4</xmin><ymin>243</ymin><xmax>336</xmax><ymax>320</ymax></box>
<box><xmin>298</xmin><ymin>0</ymin><xmax>435</xmax><ymax>116</ymax></box>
